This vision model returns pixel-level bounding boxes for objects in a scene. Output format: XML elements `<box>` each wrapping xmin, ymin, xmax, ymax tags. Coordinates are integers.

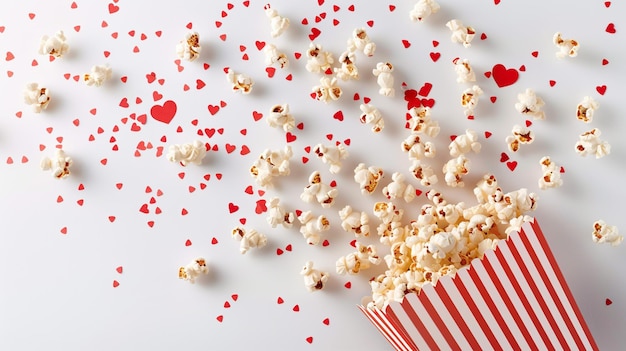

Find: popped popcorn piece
<box><xmin>382</xmin><ymin>172</ymin><xmax>416</xmax><ymax>203</ymax></box>
<box><xmin>426</xmin><ymin>189</ymin><xmax>447</xmax><ymax>206</ymax></box>
<box><xmin>515</xmin><ymin>88</ymin><xmax>545</xmax><ymax>120</ymax></box>
<box><xmin>409</xmin><ymin>159</ymin><xmax>439</xmax><ymax>187</ymax></box>
<box><xmin>178</xmin><ymin>257</ymin><xmax>209</xmax><ymax>284</ymax></box>
<box><xmin>449</xmin><ymin>129</ymin><xmax>481</xmax><ymax>157</ymax></box>
<box><xmin>409</xmin><ymin>0</ymin><xmax>440</xmax><ymax>22</ymax></box>
<box><xmin>354</xmin><ymin>163</ymin><xmax>384</xmax><ymax>195</ymax></box>
<box><xmin>38</xmin><ymin>30</ymin><xmax>69</xmax><ymax>57</ymax></box>
<box><xmin>538</xmin><ymin>156</ymin><xmax>563</xmax><ymax>190</ymax></box>
<box><xmin>250</xmin><ymin>146</ymin><xmax>293</xmax><ymax>187</ymax></box>
<box><xmin>175</xmin><ymin>31</ymin><xmax>201</xmax><ymax>61</ymax></box>
<box><xmin>266</xmin><ymin>197</ymin><xmax>295</xmax><ymax>228</ymax></box>
<box><xmin>553</xmin><ymin>32</ymin><xmax>579</xmax><ymax>59</ymax></box>
<box><xmin>576</xmin><ymin>96</ymin><xmax>599</xmax><ymax>123</ymax></box>
<box><xmin>473</xmin><ymin>174</ymin><xmax>499</xmax><ymax>204</ymax></box>
<box><xmin>23</xmin><ymin>83</ymin><xmax>51</xmax><ymax>113</ymax></box>
<box><xmin>40</xmin><ymin>149</ymin><xmax>72</xmax><ymax>179</ymax></box>
<box><xmin>339</xmin><ymin>205</ymin><xmax>370</xmax><ymax>237</ymax></box>
<box><xmin>443</xmin><ymin>155</ymin><xmax>470</xmax><ymax>188</ymax></box>
<box><xmin>372</xmin><ymin>62</ymin><xmax>395</xmax><ymax>97</ymax></box>
<box><xmin>305</xmin><ymin>42</ymin><xmax>334</xmax><ymax>73</ymax></box>
<box><xmin>334</xmin><ymin>50</ymin><xmax>359</xmax><ymax>81</ymax></box>
<box><xmin>493</xmin><ymin>189</ymin><xmax>538</xmax><ymax>224</ymax></box>
<box><xmin>300</xmin><ymin>261</ymin><xmax>328</xmax><ymax>292</ymax></box>
<box><xmin>312</xmin><ymin>76</ymin><xmax>342</xmax><ymax>103</ymax></box>
<box><xmin>592</xmin><ymin>220</ymin><xmax>623</xmax><ymax>246</ymax></box>
<box><xmin>575</xmin><ymin>128</ymin><xmax>611</xmax><ymax>159</ymax></box>
<box><xmin>426</xmin><ymin>231</ymin><xmax>457</xmax><ymax>259</ymax></box>
<box><xmin>226</xmin><ymin>68</ymin><xmax>254</xmax><ymax>94</ymax></box>
<box><xmin>359</xmin><ymin>103</ymin><xmax>384</xmax><ymax>132</ymax></box>
<box><xmin>347</xmin><ymin>28</ymin><xmax>376</xmax><ymax>57</ymax></box>
<box><xmin>446</xmin><ymin>19</ymin><xmax>475</xmax><ymax>48</ymax></box>
<box><xmin>232</xmin><ymin>227</ymin><xmax>268</xmax><ymax>254</ymax></box>
<box><xmin>407</xmin><ymin>107</ymin><xmax>440</xmax><ymax>137</ymax></box>
<box><xmin>461</xmin><ymin>85</ymin><xmax>483</xmax><ymax>117</ymax></box>
<box><xmin>373</xmin><ymin>201</ymin><xmax>404</xmax><ymax>224</ymax></box>
<box><xmin>336</xmin><ymin>242</ymin><xmax>380</xmax><ymax>275</ymax></box>
<box><xmin>300</xmin><ymin>171</ymin><xmax>338</xmax><ymax>208</ymax></box>
<box><xmin>298</xmin><ymin>211</ymin><xmax>330</xmax><ymax>245</ymax></box>
<box><xmin>267</xmin><ymin>103</ymin><xmax>295</xmax><ymax>132</ymax></box>
<box><xmin>83</xmin><ymin>64</ymin><xmax>112</xmax><ymax>87</ymax></box>
<box><xmin>263</xmin><ymin>43</ymin><xmax>289</xmax><ymax>69</ymax></box>
<box><xmin>167</xmin><ymin>140</ymin><xmax>207</xmax><ymax>166</ymax></box>
<box><xmin>312</xmin><ymin>143</ymin><xmax>348</xmax><ymax>174</ymax></box>
<box><xmin>505</xmin><ymin>124</ymin><xmax>535</xmax><ymax>153</ymax></box>
<box><xmin>264</xmin><ymin>4</ymin><xmax>290</xmax><ymax>38</ymax></box>
<box><xmin>453</xmin><ymin>58</ymin><xmax>476</xmax><ymax>83</ymax></box>
<box><xmin>402</xmin><ymin>134</ymin><xmax>436</xmax><ymax>161</ymax></box>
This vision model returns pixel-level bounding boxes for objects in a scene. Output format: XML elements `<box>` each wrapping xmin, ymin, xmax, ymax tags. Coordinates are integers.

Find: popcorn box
<box><xmin>359</xmin><ymin>219</ymin><xmax>598</xmax><ymax>351</ymax></box>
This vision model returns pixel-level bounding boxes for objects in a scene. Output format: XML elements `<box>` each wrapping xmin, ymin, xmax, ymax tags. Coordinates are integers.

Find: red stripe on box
<box><xmin>494</xmin><ymin>243</ymin><xmax>555</xmax><ymax>350</ymax></box>
<box><xmin>453</xmin><ymin>271</ymin><xmax>503</xmax><ymax>351</ymax></box>
<box><xmin>418</xmin><ymin>287</ymin><xmax>462</xmax><ymax>350</ymax></box>
<box><xmin>386</xmin><ymin>304</ymin><xmax>419</xmax><ymax>350</ymax></box>
<box><xmin>434</xmin><ymin>280</ymin><xmax>482</xmax><ymax>350</ymax></box>
<box><xmin>401</xmin><ymin>296</ymin><xmax>439</xmax><ymax>350</ymax></box>
<box><xmin>530</xmin><ymin>221</ymin><xmax>599</xmax><ymax>351</ymax></box>
<box><xmin>468</xmin><ymin>263</ymin><xmax>521</xmax><ymax>350</ymax></box>
<box><xmin>482</xmin><ymin>252</ymin><xmax>539</xmax><ymax>350</ymax></box>
<box><xmin>508</xmin><ymin>231</ymin><xmax>567</xmax><ymax>348</ymax></box>
<box><xmin>519</xmin><ymin>226</ymin><xmax>581</xmax><ymax>350</ymax></box>
<box><xmin>360</xmin><ymin>306</ymin><xmax>406</xmax><ymax>351</ymax></box>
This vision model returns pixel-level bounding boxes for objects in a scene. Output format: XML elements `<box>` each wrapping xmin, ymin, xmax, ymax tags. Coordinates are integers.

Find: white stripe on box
<box><xmin>371</xmin><ymin>306</ymin><xmax>410</xmax><ymax>351</ymax></box>
<box><xmin>405</xmin><ymin>293</ymin><xmax>452</xmax><ymax>351</ymax></box>
<box><xmin>388</xmin><ymin>301</ymin><xmax>426</xmax><ymax>350</ymax></box>
<box><xmin>420</xmin><ymin>282</ymin><xmax>472</xmax><ymax>350</ymax></box>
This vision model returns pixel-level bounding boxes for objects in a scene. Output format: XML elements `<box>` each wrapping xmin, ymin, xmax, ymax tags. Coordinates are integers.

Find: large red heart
<box><xmin>150</xmin><ymin>100</ymin><xmax>177</xmax><ymax>124</ymax></box>
<box><xmin>492</xmin><ymin>64</ymin><xmax>519</xmax><ymax>88</ymax></box>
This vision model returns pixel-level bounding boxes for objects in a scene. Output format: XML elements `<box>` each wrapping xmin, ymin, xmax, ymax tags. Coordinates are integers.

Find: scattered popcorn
<box><xmin>38</xmin><ymin>30</ymin><xmax>69</xmax><ymax>57</ymax></box>
<box><xmin>334</xmin><ymin>50</ymin><xmax>359</xmax><ymax>81</ymax></box>
<box><xmin>267</xmin><ymin>103</ymin><xmax>295</xmax><ymax>132</ymax></box>
<box><xmin>312</xmin><ymin>143</ymin><xmax>349</xmax><ymax>174</ymax></box>
<box><xmin>592</xmin><ymin>220</ymin><xmax>623</xmax><ymax>246</ymax></box>
<box><xmin>372</xmin><ymin>62</ymin><xmax>395</xmax><ymax>97</ymax></box>
<box><xmin>426</xmin><ymin>231</ymin><xmax>457</xmax><ymax>259</ymax></box>
<box><xmin>515</xmin><ymin>88</ymin><xmax>545</xmax><ymax>120</ymax></box>
<box><xmin>576</xmin><ymin>96</ymin><xmax>599</xmax><ymax>123</ymax></box>
<box><xmin>401</xmin><ymin>134</ymin><xmax>436</xmax><ymax>161</ymax></box>
<box><xmin>453</xmin><ymin>58</ymin><xmax>476</xmax><ymax>83</ymax></box>
<box><xmin>553</xmin><ymin>32</ymin><xmax>579</xmax><ymax>59</ymax></box>
<box><xmin>226</xmin><ymin>68</ymin><xmax>254</xmax><ymax>94</ymax></box>
<box><xmin>443</xmin><ymin>154</ymin><xmax>470</xmax><ymax>187</ymax></box>
<box><xmin>446</xmin><ymin>19</ymin><xmax>475</xmax><ymax>48</ymax></box>
<box><xmin>23</xmin><ymin>82</ymin><xmax>51</xmax><ymax>113</ymax></box>
<box><xmin>300</xmin><ymin>171</ymin><xmax>338</xmax><ymax>208</ymax></box>
<box><xmin>382</xmin><ymin>172</ymin><xmax>416</xmax><ymax>203</ymax></box>
<box><xmin>336</xmin><ymin>242</ymin><xmax>381</xmax><ymax>275</ymax></box>
<box><xmin>373</xmin><ymin>201</ymin><xmax>404</xmax><ymax>225</ymax></box>
<box><xmin>538</xmin><ymin>156</ymin><xmax>563</xmax><ymax>190</ymax></box>
<box><xmin>347</xmin><ymin>28</ymin><xmax>376</xmax><ymax>57</ymax></box>
<box><xmin>266</xmin><ymin>197</ymin><xmax>295</xmax><ymax>229</ymax></box>
<box><xmin>473</xmin><ymin>174</ymin><xmax>499</xmax><ymax>204</ymax></box>
<box><xmin>359</xmin><ymin>103</ymin><xmax>384</xmax><ymax>132</ymax></box>
<box><xmin>449</xmin><ymin>129</ymin><xmax>481</xmax><ymax>157</ymax></box>
<box><xmin>40</xmin><ymin>149</ymin><xmax>72</xmax><ymax>179</ymax></box>
<box><xmin>505</xmin><ymin>124</ymin><xmax>534</xmax><ymax>153</ymax></box>
<box><xmin>312</xmin><ymin>76</ymin><xmax>342</xmax><ymax>103</ymax></box>
<box><xmin>232</xmin><ymin>227</ymin><xmax>268</xmax><ymax>254</ymax></box>
<box><xmin>409</xmin><ymin>159</ymin><xmax>438</xmax><ymax>186</ymax></box>
<box><xmin>575</xmin><ymin>128</ymin><xmax>611</xmax><ymax>159</ymax></box>
<box><xmin>178</xmin><ymin>257</ymin><xmax>209</xmax><ymax>284</ymax></box>
<box><xmin>353</xmin><ymin>163</ymin><xmax>384</xmax><ymax>195</ymax></box>
<box><xmin>407</xmin><ymin>107</ymin><xmax>440</xmax><ymax>137</ymax></box>
<box><xmin>83</xmin><ymin>64</ymin><xmax>112</xmax><ymax>87</ymax></box>
<box><xmin>167</xmin><ymin>140</ymin><xmax>207</xmax><ymax>166</ymax></box>
<box><xmin>300</xmin><ymin>261</ymin><xmax>328</xmax><ymax>292</ymax></box>
<box><xmin>263</xmin><ymin>43</ymin><xmax>289</xmax><ymax>69</ymax></box>
<box><xmin>305</xmin><ymin>42</ymin><xmax>334</xmax><ymax>74</ymax></box>
<box><xmin>175</xmin><ymin>31</ymin><xmax>201</xmax><ymax>62</ymax></box>
<box><xmin>250</xmin><ymin>146</ymin><xmax>293</xmax><ymax>187</ymax></box>
<box><xmin>339</xmin><ymin>205</ymin><xmax>370</xmax><ymax>237</ymax></box>
<box><xmin>298</xmin><ymin>211</ymin><xmax>330</xmax><ymax>245</ymax></box>
<box><xmin>264</xmin><ymin>4</ymin><xmax>290</xmax><ymax>38</ymax></box>
<box><xmin>461</xmin><ymin>85</ymin><xmax>483</xmax><ymax>117</ymax></box>
<box><xmin>409</xmin><ymin>0</ymin><xmax>440</xmax><ymax>22</ymax></box>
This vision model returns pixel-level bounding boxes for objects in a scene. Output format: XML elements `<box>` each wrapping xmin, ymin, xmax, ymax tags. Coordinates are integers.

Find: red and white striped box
<box><xmin>359</xmin><ymin>219</ymin><xmax>598</xmax><ymax>351</ymax></box>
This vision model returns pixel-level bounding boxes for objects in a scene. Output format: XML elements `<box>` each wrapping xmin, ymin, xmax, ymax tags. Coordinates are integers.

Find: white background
<box><xmin>0</xmin><ymin>0</ymin><xmax>624</xmax><ymax>350</ymax></box>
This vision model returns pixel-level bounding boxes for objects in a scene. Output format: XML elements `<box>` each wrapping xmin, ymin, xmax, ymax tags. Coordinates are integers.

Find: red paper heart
<box><xmin>500</xmin><ymin>152</ymin><xmax>510</xmax><ymax>162</ymax></box>
<box><xmin>606</xmin><ymin>23</ymin><xmax>616</xmax><ymax>34</ymax></box>
<box><xmin>506</xmin><ymin>161</ymin><xmax>518</xmax><ymax>171</ymax></box>
<box><xmin>308</xmin><ymin>27</ymin><xmax>321</xmax><ymax>41</ymax></box>
<box><xmin>492</xmin><ymin>64</ymin><xmax>519</xmax><ymax>87</ymax></box>
<box><xmin>596</xmin><ymin>85</ymin><xmax>607</xmax><ymax>95</ymax></box>
<box><xmin>150</xmin><ymin>100</ymin><xmax>177</xmax><ymax>124</ymax></box>
<box><xmin>208</xmin><ymin>105</ymin><xmax>220</xmax><ymax>115</ymax></box>
<box><xmin>228</xmin><ymin>203</ymin><xmax>239</xmax><ymax>213</ymax></box>
<box><xmin>255</xmin><ymin>199</ymin><xmax>267</xmax><ymax>214</ymax></box>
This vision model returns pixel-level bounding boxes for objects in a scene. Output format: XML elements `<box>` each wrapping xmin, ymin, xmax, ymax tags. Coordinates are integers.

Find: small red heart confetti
<box><xmin>185</xmin><ymin>239</ymin><xmax>192</xmax><ymax>246</ymax></box>
<box><xmin>500</xmin><ymin>153</ymin><xmax>510</xmax><ymax>162</ymax></box>
<box><xmin>602</xmin><ymin>58</ymin><xmax>609</xmax><ymax>66</ymax></box>
<box><xmin>606</xmin><ymin>23</ymin><xmax>616</xmax><ymax>34</ymax></box>
<box><xmin>492</xmin><ymin>64</ymin><xmax>519</xmax><ymax>87</ymax></box>
<box><xmin>366</xmin><ymin>20</ymin><xmax>374</xmax><ymax>27</ymax></box>
<box><xmin>216</xmin><ymin>315</ymin><xmax>223</xmax><ymax>322</ymax></box>
<box><xmin>549</xmin><ymin>80</ymin><xmax>556</xmax><ymax>87</ymax></box>
<box><xmin>432</xmin><ymin>40</ymin><xmax>439</xmax><ymax>47</ymax></box>
<box><xmin>224</xmin><ymin>301</ymin><xmax>231</xmax><ymax>308</ymax></box>
<box><xmin>519</xmin><ymin>65</ymin><xmax>526</xmax><ymax>72</ymax></box>
<box><xmin>308</xmin><ymin>27</ymin><xmax>321</xmax><ymax>41</ymax></box>
<box><xmin>606</xmin><ymin>298</ymin><xmax>613</xmax><ymax>305</ymax></box>
<box><xmin>596</xmin><ymin>85</ymin><xmax>607</xmax><ymax>95</ymax></box>
<box><xmin>531</xmin><ymin>51</ymin><xmax>539</xmax><ymax>58</ymax></box>
<box><xmin>228</xmin><ymin>203</ymin><xmax>239</xmax><ymax>213</ymax></box>
<box><xmin>605</xmin><ymin>1</ymin><xmax>611</xmax><ymax>7</ymax></box>
<box><xmin>306</xmin><ymin>337</ymin><xmax>313</xmax><ymax>344</ymax></box>
<box><xmin>490</xmin><ymin>96</ymin><xmax>497</xmax><ymax>103</ymax></box>
<box><xmin>286</xmin><ymin>132</ymin><xmax>297</xmax><ymax>143</ymax></box>
<box><xmin>322</xmin><ymin>318</ymin><xmax>330</xmax><ymax>325</ymax></box>
<box><xmin>402</xmin><ymin>40</ymin><xmax>411</xmax><ymax>48</ymax></box>
<box><xmin>292</xmin><ymin>304</ymin><xmax>300</xmax><ymax>312</ymax></box>
<box><xmin>231</xmin><ymin>294</ymin><xmax>238</xmax><ymax>301</ymax></box>
<box><xmin>285</xmin><ymin>244</ymin><xmax>292</xmax><ymax>251</ymax></box>
<box><xmin>322</xmin><ymin>239</ymin><xmax>330</xmax><ymax>247</ymax></box>
<box><xmin>211</xmin><ymin>237</ymin><xmax>219</xmax><ymax>245</ymax></box>
<box><xmin>276</xmin><ymin>248</ymin><xmax>284</xmax><ymax>255</ymax></box>
<box><xmin>480</xmin><ymin>33</ymin><xmax>487</xmax><ymax>40</ymax></box>
<box><xmin>113</xmin><ymin>280</ymin><xmax>120</xmax><ymax>288</ymax></box>
<box><xmin>506</xmin><ymin>161</ymin><xmax>518</xmax><ymax>171</ymax></box>
<box><xmin>389</xmin><ymin>5</ymin><xmax>396</xmax><ymax>11</ymax></box>
<box><xmin>525</xmin><ymin>120</ymin><xmax>532</xmax><ymax>127</ymax></box>
<box><xmin>116</xmin><ymin>266</ymin><xmax>123</xmax><ymax>274</ymax></box>
<box><xmin>484</xmin><ymin>131</ymin><xmax>492</xmax><ymax>138</ymax></box>
<box><xmin>344</xmin><ymin>281</ymin><xmax>351</xmax><ymax>289</ymax></box>
<box><xmin>333</xmin><ymin>111</ymin><xmax>344</xmax><ymax>121</ymax></box>
<box><xmin>108</xmin><ymin>216</ymin><xmax>116</xmax><ymax>222</ymax></box>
